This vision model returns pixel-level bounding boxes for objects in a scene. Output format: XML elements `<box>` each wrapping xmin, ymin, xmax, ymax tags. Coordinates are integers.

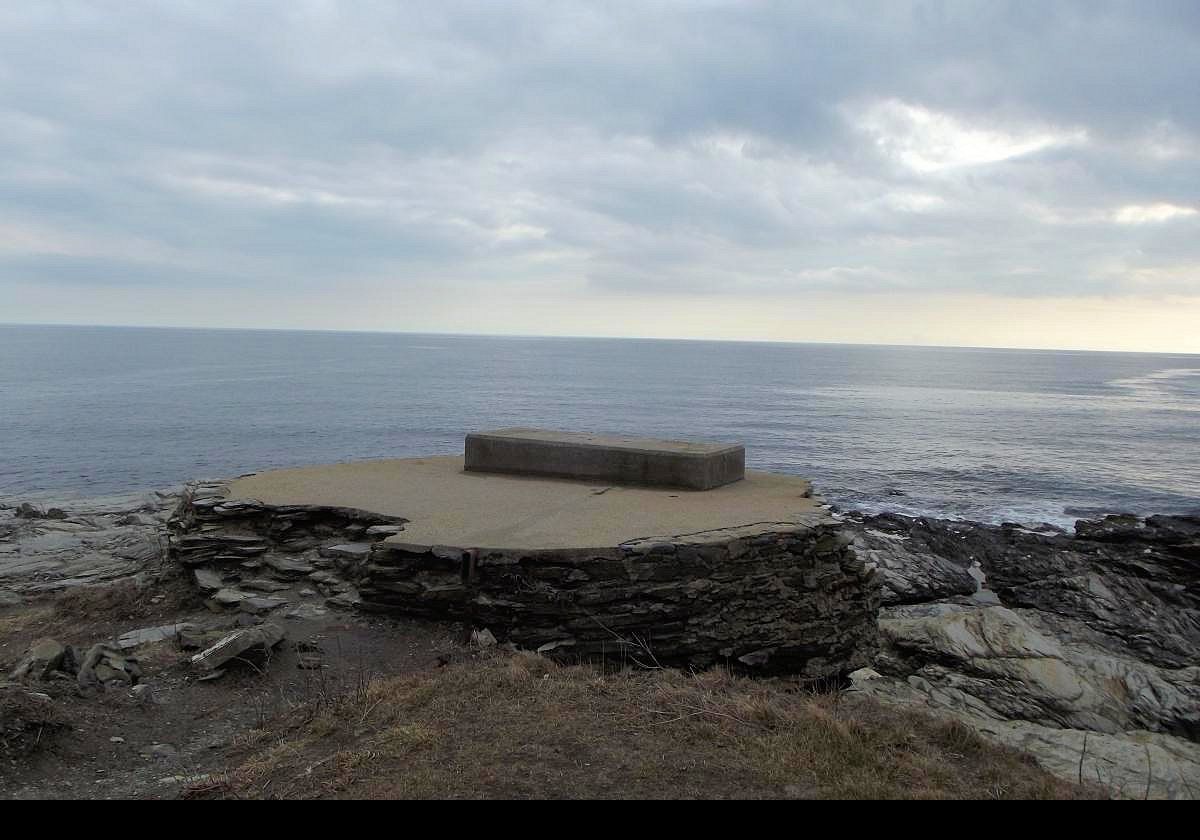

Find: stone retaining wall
<box><xmin>169</xmin><ymin>481</ymin><xmax>404</xmax><ymax>568</ymax></box>
<box><xmin>361</xmin><ymin>521</ymin><xmax>878</xmax><ymax>677</ymax></box>
<box><xmin>171</xmin><ymin>482</ymin><xmax>880</xmax><ymax>678</ymax></box>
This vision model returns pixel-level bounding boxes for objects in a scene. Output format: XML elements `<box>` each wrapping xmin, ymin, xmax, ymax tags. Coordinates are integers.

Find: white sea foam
<box><xmin>1107</xmin><ymin>367</ymin><xmax>1200</xmax><ymax>409</ymax></box>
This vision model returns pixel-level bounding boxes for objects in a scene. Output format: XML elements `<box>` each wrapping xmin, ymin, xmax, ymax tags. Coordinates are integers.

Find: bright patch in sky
<box><xmin>856</xmin><ymin>99</ymin><xmax>1084</xmax><ymax>173</ymax></box>
<box><xmin>1113</xmin><ymin>203</ymin><xmax>1199</xmax><ymax>224</ymax></box>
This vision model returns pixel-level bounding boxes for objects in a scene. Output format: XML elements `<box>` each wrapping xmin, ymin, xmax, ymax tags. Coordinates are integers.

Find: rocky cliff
<box><xmin>847</xmin><ymin>511</ymin><xmax>1200</xmax><ymax>798</ymax></box>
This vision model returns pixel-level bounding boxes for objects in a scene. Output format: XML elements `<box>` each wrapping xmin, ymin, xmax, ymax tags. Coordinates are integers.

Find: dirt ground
<box><xmin>0</xmin><ymin>575</ymin><xmax>1100</xmax><ymax>800</ymax></box>
<box><xmin>0</xmin><ymin>580</ymin><xmax>461</xmax><ymax>800</ymax></box>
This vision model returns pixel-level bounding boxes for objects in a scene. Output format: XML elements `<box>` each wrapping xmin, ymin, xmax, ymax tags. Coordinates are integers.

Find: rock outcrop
<box><xmin>844</xmin><ymin>510</ymin><xmax>1200</xmax><ymax>799</ymax></box>
<box><xmin>0</xmin><ymin>489</ymin><xmax>179</xmax><ymax>594</ymax></box>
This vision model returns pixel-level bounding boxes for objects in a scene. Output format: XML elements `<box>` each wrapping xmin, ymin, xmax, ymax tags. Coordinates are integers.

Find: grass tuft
<box><xmin>194</xmin><ymin>651</ymin><xmax>1102</xmax><ymax>800</ymax></box>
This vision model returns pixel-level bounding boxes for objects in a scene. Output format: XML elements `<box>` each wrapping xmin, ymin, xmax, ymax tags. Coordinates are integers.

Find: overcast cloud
<box><xmin>2</xmin><ymin>2</ymin><xmax>1198</xmax><ymax>350</ymax></box>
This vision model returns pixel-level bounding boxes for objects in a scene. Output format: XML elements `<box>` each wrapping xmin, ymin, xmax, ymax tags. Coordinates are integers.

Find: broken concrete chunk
<box><xmin>190</xmin><ymin>623</ymin><xmax>285</xmax><ymax>672</ymax></box>
<box><xmin>117</xmin><ymin>623</ymin><xmax>196</xmax><ymax>650</ymax></box>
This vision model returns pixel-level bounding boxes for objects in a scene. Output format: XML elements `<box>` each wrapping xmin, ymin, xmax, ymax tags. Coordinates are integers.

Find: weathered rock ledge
<box><xmin>0</xmin><ymin>489</ymin><xmax>179</xmax><ymax>597</ymax></box>
<box><xmin>846</xmin><ymin>510</ymin><xmax>1200</xmax><ymax>799</ymax></box>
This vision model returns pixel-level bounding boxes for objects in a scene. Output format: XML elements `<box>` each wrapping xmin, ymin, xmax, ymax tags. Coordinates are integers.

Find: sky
<box><xmin>2</xmin><ymin>1</ymin><xmax>1199</xmax><ymax>352</ymax></box>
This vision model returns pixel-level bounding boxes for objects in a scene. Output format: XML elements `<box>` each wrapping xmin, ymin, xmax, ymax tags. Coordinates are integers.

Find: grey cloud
<box><xmin>1</xmin><ymin>1</ymin><xmax>1198</xmax><ymax>314</ymax></box>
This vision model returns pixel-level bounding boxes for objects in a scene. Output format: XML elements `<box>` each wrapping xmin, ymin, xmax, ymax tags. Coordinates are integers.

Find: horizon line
<box><xmin>2</xmin><ymin>320</ymin><xmax>1198</xmax><ymax>357</ymax></box>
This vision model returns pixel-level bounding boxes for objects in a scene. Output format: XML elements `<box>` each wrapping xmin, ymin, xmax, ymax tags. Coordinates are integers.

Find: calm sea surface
<box><xmin>2</xmin><ymin>324</ymin><xmax>1197</xmax><ymax>525</ymax></box>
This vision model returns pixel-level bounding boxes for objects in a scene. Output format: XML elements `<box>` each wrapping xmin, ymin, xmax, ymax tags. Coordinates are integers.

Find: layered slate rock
<box><xmin>166</xmin><ymin>481</ymin><xmax>401</xmax><ymax>617</ymax></box>
<box><xmin>841</xmin><ymin>510</ymin><xmax>1200</xmax><ymax>798</ymax></box>
<box><xmin>850</xmin><ymin>510</ymin><xmax>1200</xmax><ymax>668</ymax></box>
<box><xmin>169</xmin><ymin>481</ymin><xmax>405</xmax><ymax>568</ymax></box>
<box><xmin>360</xmin><ymin>519</ymin><xmax>879</xmax><ymax>677</ymax></box>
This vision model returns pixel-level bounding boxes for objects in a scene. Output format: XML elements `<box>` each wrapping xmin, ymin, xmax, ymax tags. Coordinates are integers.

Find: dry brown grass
<box><xmin>0</xmin><ymin>688</ymin><xmax>68</xmax><ymax>763</ymax></box>
<box><xmin>0</xmin><ymin>605</ymin><xmax>54</xmax><ymax>641</ymax></box>
<box><xmin>50</xmin><ymin>572</ymin><xmax>197</xmax><ymax>632</ymax></box>
<box><xmin>196</xmin><ymin>652</ymin><xmax>1101</xmax><ymax>800</ymax></box>
<box><xmin>53</xmin><ymin>579</ymin><xmax>150</xmax><ymax>625</ymax></box>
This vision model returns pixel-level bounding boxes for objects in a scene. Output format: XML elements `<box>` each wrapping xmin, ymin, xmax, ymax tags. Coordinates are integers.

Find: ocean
<box><xmin>2</xmin><ymin>324</ymin><xmax>1197</xmax><ymax>526</ymax></box>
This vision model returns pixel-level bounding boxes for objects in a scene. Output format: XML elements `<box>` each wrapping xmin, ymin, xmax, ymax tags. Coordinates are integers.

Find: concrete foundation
<box><xmin>172</xmin><ymin>456</ymin><xmax>880</xmax><ymax>677</ymax></box>
<box><xmin>226</xmin><ymin>456</ymin><xmax>812</xmax><ymax>550</ymax></box>
<box><xmin>465</xmin><ymin>428</ymin><xmax>745</xmax><ymax>490</ymax></box>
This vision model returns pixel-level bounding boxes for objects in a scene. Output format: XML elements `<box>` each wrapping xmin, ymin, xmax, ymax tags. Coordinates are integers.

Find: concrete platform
<box><xmin>228</xmin><ymin>456</ymin><xmax>816</xmax><ymax>551</ymax></box>
<box><xmin>465</xmin><ymin>428</ymin><xmax>745</xmax><ymax>490</ymax></box>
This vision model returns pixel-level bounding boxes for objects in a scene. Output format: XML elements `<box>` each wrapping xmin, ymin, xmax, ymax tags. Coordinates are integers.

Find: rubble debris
<box><xmin>193</xmin><ymin>568</ymin><xmax>224</xmax><ymax>592</ymax></box>
<box><xmin>239</xmin><ymin>595</ymin><xmax>288</xmax><ymax>615</ymax></box>
<box><xmin>263</xmin><ymin>555</ymin><xmax>314</xmax><ymax>578</ymax></box>
<box><xmin>77</xmin><ymin>643</ymin><xmax>142</xmax><ymax>692</ymax></box>
<box><xmin>284</xmin><ymin>603</ymin><xmax>327</xmax><ymax>621</ymax></box>
<box><xmin>178</xmin><ymin>626</ymin><xmax>228</xmax><ymax>651</ymax></box>
<box><xmin>116</xmin><ymin>623</ymin><xmax>196</xmax><ymax>650</ymax></box>
<box><xmin>10</xmin><ymin>639</ymin><xmax>77</xmax><ymax>681</ymax></box>
<box><xmin>209</xmin><ymin>588</ymin><xmax>250</xmax><ymax>608</ymax></box>
<box><xmin>325</xmin><ymin>588</ymin><xmax>362</xmax><ymax>611</ymax></box>
<box><xmin>190</xmin><ymin>623</ymin><xmax>285</xmax><ymax>672</ymax></box>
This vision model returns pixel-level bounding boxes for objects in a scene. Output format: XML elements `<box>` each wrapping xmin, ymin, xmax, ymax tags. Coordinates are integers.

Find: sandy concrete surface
<box><xmin>228</xmin><ymin>456</ymin><xmax>821</xmax><ymax>550</ymax></box>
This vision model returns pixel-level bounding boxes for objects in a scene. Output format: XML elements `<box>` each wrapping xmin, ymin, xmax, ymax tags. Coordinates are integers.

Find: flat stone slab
<box><xmin>190</xmin><ymin>624</ymin><xmax>285</xmax><ymax>672</ymax></box>
<box><xmin>116</xmin><ymin>623</ymin><xmax>194</xmax><ymax>650</ymax></box>
<box><xmin>227</xmin><ymin>456</ymin><xmax>818</xmax><ymax>551</ymax></box>
<box><xmin>465</xmin><ymin>428</ymin><xmax>744</xmax><ymax>490</ymax></box>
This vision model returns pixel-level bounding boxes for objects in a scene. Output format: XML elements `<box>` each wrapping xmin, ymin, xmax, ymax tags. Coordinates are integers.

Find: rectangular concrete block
<box><xmin>464</xmin><ymin>428</ymin><xmax>745</xmax><ymax>490</ymax></box>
